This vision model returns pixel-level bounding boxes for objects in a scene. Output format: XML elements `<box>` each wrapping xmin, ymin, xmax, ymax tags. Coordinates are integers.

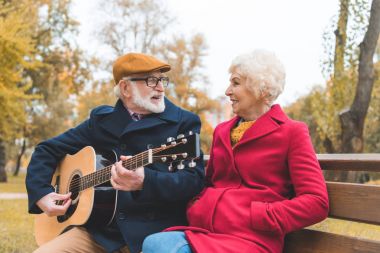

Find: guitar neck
<box><xmin>69</xmin><ymin>133</ymin><xmax>199</xmax><ymax>194</ymax></box>
<box><xmin>77</xmin><ymin>149</ymin><xmax>152</xmax><ymax>192</ymax></box>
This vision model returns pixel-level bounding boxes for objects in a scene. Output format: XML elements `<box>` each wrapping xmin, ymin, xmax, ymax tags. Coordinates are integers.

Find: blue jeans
<box><xmin>142</xmin><ymin>231</ymin><xmax>192</xmax><ymax>253</ymax></box>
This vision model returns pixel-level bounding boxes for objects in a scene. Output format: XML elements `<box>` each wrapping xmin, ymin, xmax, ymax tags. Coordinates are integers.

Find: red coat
<box><xmin>166</xmin><ymin>105</ymin><xmax>329</xmax><ymax>253</ymax></box>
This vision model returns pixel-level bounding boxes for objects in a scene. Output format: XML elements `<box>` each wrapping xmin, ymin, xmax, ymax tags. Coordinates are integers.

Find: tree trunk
<box><xmin>0</xmin><ymin>140</ymin><xmax>7</xmax><ymax>183</ymax></box>
<box><xmin>323</xmin><ymin>136</ymin><xmax>335</xmax><ymax>153</ymax></box>
<box><xmin>13</xmin><ymin>138</ymin><xmax>26</xmax><ymax>176</ymax></box>
<box><xmin>334</xmin><ymin>0</ymin><xmax>349</xmax><ymax>80</ymax></box>
<box><xmin>339</xmin><ymin>0</ymin><xmax>380</xmax><ymax>183</ymax></box>
<box><xmin>339</xmin><ymin>0</ymin><xmax>380</xmax><ymax>153</ymax></box>
<box><xmin>324</xmin><ymin>0</ymin><xmax>349</xmax><ymax>182</ymax></box>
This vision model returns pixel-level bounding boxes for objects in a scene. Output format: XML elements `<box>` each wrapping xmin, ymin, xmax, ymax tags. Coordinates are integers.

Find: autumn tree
<box><xmin>0</xmin><ymin>0</ymin><xmax>40</xmax><ymax>182</ymax></box>
<box><xmin>311</xmin><ymin>0</ymin><xmax>371</xmax><ymax>154</ymax></box>
<box><xmin>285</xmin><ymin>87</ymin><xmax>326</xmax><ymax>153</ymax></box>
<box><xmin>287</xmin><ymin>0</ymin><xmax>379</xmax><ymax>183</ymax></box>
<box><xmin>364</xmin><ymin>47</ymin><xmax>380</xmax><ymax>153</ymax></box>
<box><xmin>339</xmin><ymin>0</ymin><xmax>380</xmax><ymax>154</ymax></box>
<box><xmin>75</xmin><ymin>80</ymin><xmax>117</xmax><ymax>124</ymax></box>
<box><xmin>5</xmin><ymin>0</ymin><xmax>92</xmax><ymax>176</ymax></box>
<box><xmin>336</xmin><ymin>0</ymin><xmax>380</xmax><ymax>182</ymax></box>
<box><xmin>97</xmin><ymin>0</ymin><xmax>174</xmax><ymax>57</ymax></box>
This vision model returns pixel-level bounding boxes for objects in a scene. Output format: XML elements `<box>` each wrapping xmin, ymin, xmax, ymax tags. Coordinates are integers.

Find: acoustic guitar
<box><xmin>34</xmin><ymin>132</ymin><xmax>200</xmax><ymax>246</ymax></box>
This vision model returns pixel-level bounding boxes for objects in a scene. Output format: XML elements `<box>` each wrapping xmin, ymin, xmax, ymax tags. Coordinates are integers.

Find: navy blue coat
<box><xmin>26</xmin><ymin>98</ymin><xmax>205</xmax><ymax>253</ymax></box>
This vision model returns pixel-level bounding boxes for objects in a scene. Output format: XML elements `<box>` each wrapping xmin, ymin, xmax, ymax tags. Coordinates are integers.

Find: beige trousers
<box><xmin>33</xmin><ymin>227</ymin><xmax>130</xmax><ymax>253</ymax></box>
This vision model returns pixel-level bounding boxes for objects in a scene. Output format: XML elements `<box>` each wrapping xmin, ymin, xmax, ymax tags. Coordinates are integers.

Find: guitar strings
<box><xmin>68</xmin><ymin>140</ymin><xmax>188</xmax><ymax>192</ymax></box>
<box><xmin>68</xmin><ymin>149</ymin><xmax>152</xmax><ymax>193</ymax></box>
<box><xmin>68</xmin><ymin>150</ymin><xmax>149</xmax><ymax>192</ymax></box>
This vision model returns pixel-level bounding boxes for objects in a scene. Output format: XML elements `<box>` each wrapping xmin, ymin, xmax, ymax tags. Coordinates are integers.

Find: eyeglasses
<box><xmin>127</xmin><ymin>76</ymin><xmax>170</xmax><ymax>88</ymax></box>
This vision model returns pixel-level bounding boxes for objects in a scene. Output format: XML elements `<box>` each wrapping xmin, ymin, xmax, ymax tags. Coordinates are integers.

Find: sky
<box><xmin>72</xmin><ymin>0</ymin><xmax>340</xmax><ymax>106</ymax></box>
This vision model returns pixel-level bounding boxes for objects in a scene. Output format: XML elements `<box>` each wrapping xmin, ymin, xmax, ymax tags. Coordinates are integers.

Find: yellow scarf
<box><xmin>231</xmin><ymin>120</ymin><xmax>255</xmax><ymax>147</ymax></box>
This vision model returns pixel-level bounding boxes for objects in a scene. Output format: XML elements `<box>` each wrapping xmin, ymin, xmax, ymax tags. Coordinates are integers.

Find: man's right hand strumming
<box><xmin>36</xmin><ymin>192</ymin><xmax>72</xmax><ymax>217</ymax></box>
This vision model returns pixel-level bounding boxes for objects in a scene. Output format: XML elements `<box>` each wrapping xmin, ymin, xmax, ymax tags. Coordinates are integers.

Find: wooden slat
<box><xmin>326</xmin><ymin>182</ymin><xmax>380</xmax><ymax>225</ymax></box>
<box><xmin>284</xmin><ymin>229</ymin><xmax>380</xmax><ymax>253</ymax></box>
<box><xmin>204</xmin><ymin>154</ymin><xmax>380</xmax><ymax>172</ymax></box>
<box><xmin>317</xmin><ymin>154</ymin><xmax>380</xmax><ymax>172</ymax></box>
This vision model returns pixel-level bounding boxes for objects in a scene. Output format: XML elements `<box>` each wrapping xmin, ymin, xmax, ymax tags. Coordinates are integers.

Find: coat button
<box><xmin>120</xmin><ymin>144</ymin><xmax>127</xmax><ymax>150</ymax></box>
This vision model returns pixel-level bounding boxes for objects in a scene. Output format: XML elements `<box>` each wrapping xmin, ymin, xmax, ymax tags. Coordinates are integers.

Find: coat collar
<box><xmin>99</xmin><ymin>98</ymin><xmax>181</xmax><ymax>138</ymax></box>
<box><xmin>218</xmin><ymin>104</ymin><xmax>288</xmax><ymax>150</ymax></box>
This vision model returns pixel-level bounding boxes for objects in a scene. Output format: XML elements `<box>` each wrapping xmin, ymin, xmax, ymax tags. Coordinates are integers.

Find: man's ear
<box><xmin>120</xmin><ymin>80</ymin><xmax>130</xmax><ymax>97</ymax></box>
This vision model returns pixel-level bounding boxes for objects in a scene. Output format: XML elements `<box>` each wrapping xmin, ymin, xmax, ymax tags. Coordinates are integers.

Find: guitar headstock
<box><xmin>151</xmin><ymin>132</ymin><xmax>200</xmax><ymax>171</ymax></box>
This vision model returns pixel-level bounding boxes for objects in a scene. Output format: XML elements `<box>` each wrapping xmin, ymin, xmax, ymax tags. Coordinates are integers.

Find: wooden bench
<box><xmin>204</xmin><ymin>154</ymin><xmax>380</xmax><ymax>253</ymax></box>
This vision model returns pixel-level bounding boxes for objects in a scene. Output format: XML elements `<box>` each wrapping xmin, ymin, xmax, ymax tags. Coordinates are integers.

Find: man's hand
<box><xmin>110</xmin><ymin>155</ymin><xmax>145</xmax><ymax>191</ymax></box>
<box><xmin>36</xmin><ymin>192</ymin><xmax>72</xmax><ymax>217</ymax></box>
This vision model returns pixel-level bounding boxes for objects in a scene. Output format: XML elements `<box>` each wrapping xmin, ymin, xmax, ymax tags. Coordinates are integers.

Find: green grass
<box><xmin>0</xmin><ymin>173</ymin><xmax>27</xmax><ymax>193</ymax></box>
<box><xmin>0</xmin><ymin>199</ymin><xmax>37</xmax><ymax>253</ymax></box>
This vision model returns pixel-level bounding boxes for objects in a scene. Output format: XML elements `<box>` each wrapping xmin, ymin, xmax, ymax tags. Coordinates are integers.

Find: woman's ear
<box><xmin>259</xmin><ymin>88</ymin><xmax>272</xmax><ymax>106</ymax></box>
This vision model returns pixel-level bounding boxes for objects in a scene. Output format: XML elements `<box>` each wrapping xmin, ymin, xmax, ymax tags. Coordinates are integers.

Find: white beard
<box><xmin>131</xmin><ymin>85</ymin><xmax>165</xmax><ymax>113</ymax></box>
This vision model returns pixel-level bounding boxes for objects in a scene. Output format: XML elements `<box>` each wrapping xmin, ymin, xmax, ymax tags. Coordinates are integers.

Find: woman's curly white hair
<box><xmin>229</xmin><ymin>49</ymin><xmax>286</xmax><ymax>105</ymax></box>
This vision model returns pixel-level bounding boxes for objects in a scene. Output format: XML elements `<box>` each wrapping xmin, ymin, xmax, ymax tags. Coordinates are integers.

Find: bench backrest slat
<box><xmin>318</xmin><ymin>154</ymin><xmax>380</xmax><ymax>172</ymax></box>
<box><xmin>326</xmin><ymin>182</ymin><xmax>380</xmax><ymax>225</ymax></box>
<box><xmin>204</xmin><ymin>154</ymin><xmax>380</xmax><ymax>172</ymax></box>
<box><xmin>284</xmin><ymin>229</ymin><xmax>380</xmax><ymax>253</ymax></box>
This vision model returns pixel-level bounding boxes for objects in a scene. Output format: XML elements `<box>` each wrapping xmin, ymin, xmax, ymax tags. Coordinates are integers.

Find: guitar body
<box><xmin>34</xmin><ymin>146</ymin><xmax>118</xmax><ymax>246</ymax></box>
<box><xmin>33</xmin><ymin>133</ymin><xmax>200</xmax><ymax>246</ymax></box>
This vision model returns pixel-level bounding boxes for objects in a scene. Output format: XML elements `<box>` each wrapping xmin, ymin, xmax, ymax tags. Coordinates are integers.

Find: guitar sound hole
<box><xmin>57</xmin><ymin>174</ymin><xmax>80</xmax><ymax>223</ymax></box>
<box><xmin>69</xmin><ymin>174</ymin><xmax>81</xmax><ymax>201</ymax></box>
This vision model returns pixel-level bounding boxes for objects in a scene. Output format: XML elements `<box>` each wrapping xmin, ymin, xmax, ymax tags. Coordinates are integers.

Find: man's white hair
<box><xmin>229</xmin><ymin>49</ymin><xmax>286</xmax><ymax>105</ymax></box>
<box><xmin>114</xmin><ymin>83</ymin><xmax>122</xmax><ymax>98</ymax></box>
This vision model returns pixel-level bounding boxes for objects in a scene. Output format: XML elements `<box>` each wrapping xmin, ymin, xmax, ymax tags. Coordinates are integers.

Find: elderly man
<box><xmin>26</xmin><ymin>53</ymin><xmax>205</xmax><ymax>253</ymax></box>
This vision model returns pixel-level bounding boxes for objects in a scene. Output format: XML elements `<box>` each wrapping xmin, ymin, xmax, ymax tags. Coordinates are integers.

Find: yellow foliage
<box><xmin>75</xmin><ymin>82</ymin><xmax>117</xmax><ymax>124</ymax></box>
<box><xmin>0</xmin><ymin>1</ymin><xmax>41</xmax><ymax>140</ymax></box>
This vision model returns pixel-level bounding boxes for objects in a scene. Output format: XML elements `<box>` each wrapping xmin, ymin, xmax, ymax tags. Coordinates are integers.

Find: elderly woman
<box><xmin>142</xmin><ymin>49</ymin><xmax>329</xmax><ymax>253</ymax></box>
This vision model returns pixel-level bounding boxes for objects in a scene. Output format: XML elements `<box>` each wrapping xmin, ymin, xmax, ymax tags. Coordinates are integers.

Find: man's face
<box><xmin>122</xmin><ymin>71</ymin><xmax>166</xmax><ymax>114</ymax></box>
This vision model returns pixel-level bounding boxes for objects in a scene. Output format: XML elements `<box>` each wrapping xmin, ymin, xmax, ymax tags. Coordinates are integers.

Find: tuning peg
<box><xmin>168</xmin><ymin>162</ymin><xmax>174</xmax><ymax>172</ymax></box>
<box><xmin>181</xmin><ymin>138</ymin><xmax>187</xmax><ymax>144</ymax></box>
<box><xmin>171</xmin><ymin>155</ymin><xmax>177</xmax><ymax>160</ymax></box>
<box><xmin>177</xmin><ymin>161</ymin><xmax>185</xmax><ymax>170</ymax></box>
<box><xmin>177</xmin><ymin>134</ymin><xmax>184</xmax><ymax>139</ymax></box>
<box><xmin>167</xmin><ymin>137</ymin><xmax>175</xmax><ymax>142</ymax></box>
<box><xmin>188</xmin><ymin>159</ymin><xmax>196</xmax><ymax>168</ymax></box>
<box><xmin>188</xmin><ymin>131</ymin><xmax>193</xmax><ymax>135</ymax></box>
<box><xmin>161</xmin><ymin>144</ymin><xmax>166</xmax><ymax>148</ymax></box>
<box><xmin>161</xmin><ymin>157</ymin><xmax>167</xmax><ymax>162</ymax></box>
<box><xmin>182</xmin><ymin>153</ymin><xmax>188</xmax><ymax>158</ymax></box>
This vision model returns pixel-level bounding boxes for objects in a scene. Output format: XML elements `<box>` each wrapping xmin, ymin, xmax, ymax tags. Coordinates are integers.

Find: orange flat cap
<box><xmin>112</xmin><ymin>53</ymin><xmax>171</xmax><ymax>84</ymax></box>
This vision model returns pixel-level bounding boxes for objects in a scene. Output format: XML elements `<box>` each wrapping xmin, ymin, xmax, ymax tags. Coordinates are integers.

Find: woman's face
<box><xmin>225</xmin><ymin>70</ymin><xmax>262</xmax><ymax>120</ymax></box>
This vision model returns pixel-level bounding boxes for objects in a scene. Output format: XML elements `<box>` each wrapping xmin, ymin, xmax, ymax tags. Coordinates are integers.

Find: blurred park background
<box><xmin>0</xmin><ymin>0</ymin><xmax>380</xmax><ymax>252</ymax></box>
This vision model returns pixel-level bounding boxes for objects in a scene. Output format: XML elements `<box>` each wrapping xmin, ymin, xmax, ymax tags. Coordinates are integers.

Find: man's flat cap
<box><xmin>113</xmin><ymin>53</ymin><xmax>171</xmax><ymax>84</ymax></box>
